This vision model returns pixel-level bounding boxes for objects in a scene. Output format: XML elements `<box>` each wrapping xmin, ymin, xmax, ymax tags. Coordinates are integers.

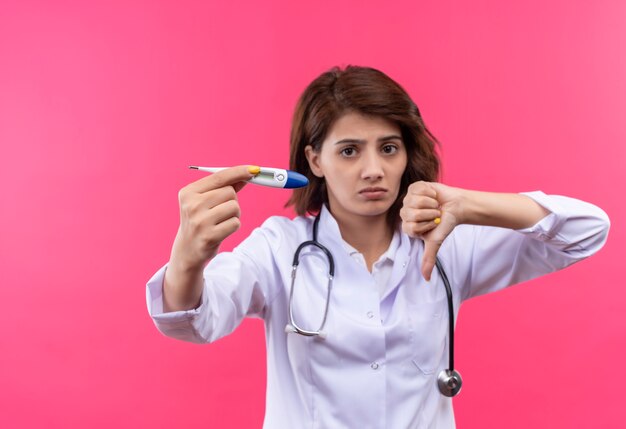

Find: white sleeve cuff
<box><xmin>515</xmin><ymin>191</ymin><xmax>567</xmax><ymax>241</ymax></box>
<box><xmin>145</xmin><ymin>263</ymin><xmax>208</xmax><ymax>323</ymax></box>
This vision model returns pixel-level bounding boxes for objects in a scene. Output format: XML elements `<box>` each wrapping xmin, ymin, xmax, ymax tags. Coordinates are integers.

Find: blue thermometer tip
<box><xmin>285</xmin><ymin>171</ymin><xmax>309</xmax><ymax>188</ymax></box>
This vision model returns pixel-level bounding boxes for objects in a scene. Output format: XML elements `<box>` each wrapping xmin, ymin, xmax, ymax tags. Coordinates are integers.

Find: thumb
<box><xmin>189</xmin><ymin>165</ymin><xmax>257</xmax><ymax>194</ymax></box>
<box><xmin>421</xmin><ymin>239</ymin><xmax>442</xmax><ymax>281</ymax></box>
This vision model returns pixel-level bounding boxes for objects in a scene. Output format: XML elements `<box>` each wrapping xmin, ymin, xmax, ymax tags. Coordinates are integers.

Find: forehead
<box><xmin>325</xmin><ymin>111</ymin><xmax>401</xmax><ymax>142</ymax></box>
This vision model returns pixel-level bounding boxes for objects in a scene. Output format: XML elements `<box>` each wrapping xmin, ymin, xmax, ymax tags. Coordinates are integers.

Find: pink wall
<box><xmin>1</xmin><ymin>0</ymin><xmax>624</xmax><ymax>427</ymax></box>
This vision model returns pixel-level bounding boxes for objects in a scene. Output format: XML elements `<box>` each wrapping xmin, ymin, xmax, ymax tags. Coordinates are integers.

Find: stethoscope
<box><xmin>284</xmin><ymin>213</ymin><xmax>463</xmax><ymax>397</ymax></box>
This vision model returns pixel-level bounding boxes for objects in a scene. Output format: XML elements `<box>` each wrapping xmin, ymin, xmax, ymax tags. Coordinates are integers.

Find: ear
<box><xmin>304</xmin><ymin>145</ymin><xmax>324</xmax><ymax>178</ymax></box>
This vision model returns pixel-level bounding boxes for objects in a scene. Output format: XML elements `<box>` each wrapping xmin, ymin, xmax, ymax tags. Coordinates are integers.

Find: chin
<box><xmin>355</xmin><ymin>200</ymin><xmax>393</xmax><ymax>217</ymax></box>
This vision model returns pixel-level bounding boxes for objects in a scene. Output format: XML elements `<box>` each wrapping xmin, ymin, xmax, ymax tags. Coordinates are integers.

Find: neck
<box><xmin>328</xmin><ymin>206</ymin><xmax>394</xmax><ymax>271</ymax></box>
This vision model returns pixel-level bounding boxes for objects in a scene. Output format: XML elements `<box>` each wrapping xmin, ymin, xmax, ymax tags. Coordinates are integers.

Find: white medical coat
<box><xmin>146</xmin><ymin>191</ymin><xmax>610</xmax><ymax>428</ymax></box>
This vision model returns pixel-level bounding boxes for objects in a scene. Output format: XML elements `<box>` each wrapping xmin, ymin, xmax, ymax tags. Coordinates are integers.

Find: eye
<box><xmin>382</xmin><ymin>144</ymin><xmax>398</xmax><ymax>154</ymax></box>
<box><xmin>340</xmin><ymin>147</ymin><xmax>357</xmax><ymax>157</ymax></box>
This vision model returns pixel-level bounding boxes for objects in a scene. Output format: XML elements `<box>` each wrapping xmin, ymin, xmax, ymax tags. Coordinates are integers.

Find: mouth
<box><xmin>359</xmin><ymin>187</ymin><xmax>388</xmax><ymax>199</ymax></box>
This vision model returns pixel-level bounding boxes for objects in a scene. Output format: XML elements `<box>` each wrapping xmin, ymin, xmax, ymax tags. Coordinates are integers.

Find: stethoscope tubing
<box><xmin>435</xmin><ymin>258</ymin><xmax>455</xmax><ymax>372</ymax></box>
<box><xmin>285</xmin><ymin>212</ymin><xmax>462</xmax><ymax>396</ymax></box>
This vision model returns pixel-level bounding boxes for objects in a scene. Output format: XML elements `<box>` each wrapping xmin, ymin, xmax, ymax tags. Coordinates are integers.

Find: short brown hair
<box><xmin>286</xmin><ymin>65</ymin><xmax>441</xmax><ymax>225</ymax></box>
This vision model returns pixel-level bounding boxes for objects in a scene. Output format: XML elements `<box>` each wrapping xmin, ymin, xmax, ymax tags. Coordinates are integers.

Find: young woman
<box><xmin>146</xmin><ymin>66</ymin><xmax>610</xmax><ymax>428</ymax></box>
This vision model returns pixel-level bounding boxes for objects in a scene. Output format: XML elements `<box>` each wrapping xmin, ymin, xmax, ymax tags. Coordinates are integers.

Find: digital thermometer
<box><xmin>189</xmin><ymin>166</ymin><xmax>309</xmax><ymax>189</ymax></box>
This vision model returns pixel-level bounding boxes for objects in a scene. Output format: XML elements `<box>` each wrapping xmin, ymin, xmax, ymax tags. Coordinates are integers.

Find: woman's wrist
<box><xmin>455</xmin><ymin>189</ymin><xmax>550</xmax><ymax>230</ymax></box>
<box><xmin>456</xmin><ymin>189</ymin><xmax>490</xmax><ymax>226</ymax></box>
<box><xmin>163</xmin><ymin>257</ymin><xmax>205</xmax><ymax>312</ymax></box>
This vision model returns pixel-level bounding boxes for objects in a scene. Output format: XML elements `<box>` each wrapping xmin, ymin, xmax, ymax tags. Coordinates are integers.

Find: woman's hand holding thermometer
<box><xmin>163</xmin><ymin>165</ymin><xmax>309</xmax><ymax>312</ymax></box>
<box><xmin>163</xmin><ymin>166</ymin><xmax>259</xmax><ymax>312</ymax></box>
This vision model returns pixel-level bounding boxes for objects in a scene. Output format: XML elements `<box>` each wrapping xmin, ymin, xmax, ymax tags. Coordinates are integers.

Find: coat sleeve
<box><xmin>438</xmin><ymin>191</ymin><xmax>610</xmax><ymax>302</ymax></box>
<box><xmin>145</xmin><ymin>217</ymin><xmax>288</xmax><ymax>344</ymax></box>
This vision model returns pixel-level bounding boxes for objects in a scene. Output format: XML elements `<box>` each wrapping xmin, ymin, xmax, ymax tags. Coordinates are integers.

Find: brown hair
<box><xmin>286</xmin><ymin>65</ymin><xmax>441</xmax><ymax>226</ymax></box>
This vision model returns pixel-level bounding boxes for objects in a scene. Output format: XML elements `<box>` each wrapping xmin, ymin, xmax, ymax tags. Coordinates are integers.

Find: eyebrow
<box><xmin>333</xmin><ymin>135</ymin><xmax>403</xmax><ymax>145</ymax></box>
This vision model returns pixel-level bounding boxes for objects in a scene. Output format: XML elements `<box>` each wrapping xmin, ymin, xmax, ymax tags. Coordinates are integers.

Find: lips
<box><xmin>359</xmin><ymin>187</ymin><xmax>388</xmax><ymax>199</ymax></box>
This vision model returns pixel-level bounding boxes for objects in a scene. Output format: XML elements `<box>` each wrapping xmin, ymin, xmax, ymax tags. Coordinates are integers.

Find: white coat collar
<box><xmin>314</xmin><ymin>205</ymin><xmax>414</xmax><ymax>299</ymax></box>
<box><xmin>341</xmin><ymin>226</ymin><xmax>401</xmax><ymax>265</ymax></box>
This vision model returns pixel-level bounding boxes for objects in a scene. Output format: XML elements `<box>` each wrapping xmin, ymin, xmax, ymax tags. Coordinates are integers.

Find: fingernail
<box><xmin>434</xmin><ymin>217</ymin><xmax>441</xmax><ymax>225</ymax></box>
<box><xmin>248</xmin><ymin>165</ymin><xmax>261</xmax><ymax>175</ymax></box>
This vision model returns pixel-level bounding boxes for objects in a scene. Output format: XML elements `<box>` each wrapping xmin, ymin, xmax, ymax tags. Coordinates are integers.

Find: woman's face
<box><xmin>305</xmin><ymin>111</ymin><xmax>408</xmax><ymax>222</ymax></box>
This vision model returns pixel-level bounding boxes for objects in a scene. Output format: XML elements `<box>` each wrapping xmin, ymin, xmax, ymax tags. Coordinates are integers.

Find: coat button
<box><xmin>366</xmin><ymin>311</ymin><xmax>374</xmax><ymax>319</ymax></box>
<box><xmin>371</xmin><ymin>362</ymin><xmax>379</xmax><ymax>370</ymax></box>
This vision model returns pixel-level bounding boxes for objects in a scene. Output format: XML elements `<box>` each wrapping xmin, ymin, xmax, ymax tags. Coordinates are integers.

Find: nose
<box><xmin>361</xmin><ymin>150</ymin><xmax>384</xmax><ymax>181</ymax></box>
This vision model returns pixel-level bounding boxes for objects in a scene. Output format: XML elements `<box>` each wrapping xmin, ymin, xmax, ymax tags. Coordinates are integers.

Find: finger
<box><xmin>180</xmin><ymin>186</ymin><xmax>237</xmax><ymax>216</ymax></box>
<box><xmin>205</xmin><ymin>199</ymin><xmax>241</xmax><ymax>225</ymax></box>
<box><xmin>422</xmin><ymin>240</ymin><xmax>443</xmax><ymax>281</ymax></box>
<box><xmin>210</xmin><ymin>216</ymin><xmax>242</xmax><ymax>242</ymax></box>
<box><xmin>200</xmin><ymin>186</ymin><xmax>238</xmax><ymax>209</ymax></box>
<box><xmin>188</xmin><ymin>204</ymin><xmax>242</xmax><ymax>251</ymax></box>
<box><xmin>407</xmin><ymin>181</ymin><xmax>438</xmax><ymax>198</ymax></box>
<box><xmin>187</xmin><ymin>165</ymin><xmax>258</xmax><ymax>194</ymax></box>
<box><xmin>402</xmin><ymin>219</ymin><xmax>439</xmax><ymax>237</ymax></box>
<box><xmin>403</xmin><ymin>194</ymin><xmax>440</xmax><ymax>210</ymax></box>
<box><xmin>401</xmin><ymin>207</ymin><xmax>441</xmax><ymax>223</ymax></box>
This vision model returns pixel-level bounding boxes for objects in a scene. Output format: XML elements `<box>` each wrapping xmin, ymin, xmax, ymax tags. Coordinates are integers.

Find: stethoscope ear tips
<box><xmin>437</xmin><ymin>369</ymin><xmax>463</xmax><ymax>397</ymax></box>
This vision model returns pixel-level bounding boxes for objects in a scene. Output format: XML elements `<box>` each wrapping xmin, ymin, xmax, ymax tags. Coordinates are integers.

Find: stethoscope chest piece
<box><xmin>437</xmin><ymin>368</ymin><xmax>463</xmax><ymax>397</ymax></box>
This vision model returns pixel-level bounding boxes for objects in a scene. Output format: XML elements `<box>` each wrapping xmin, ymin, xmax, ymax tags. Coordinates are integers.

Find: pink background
<box><xmin>1</xmin><ymin>0</ymin><xmax>624</xmax><ymax>427</ymax></box>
